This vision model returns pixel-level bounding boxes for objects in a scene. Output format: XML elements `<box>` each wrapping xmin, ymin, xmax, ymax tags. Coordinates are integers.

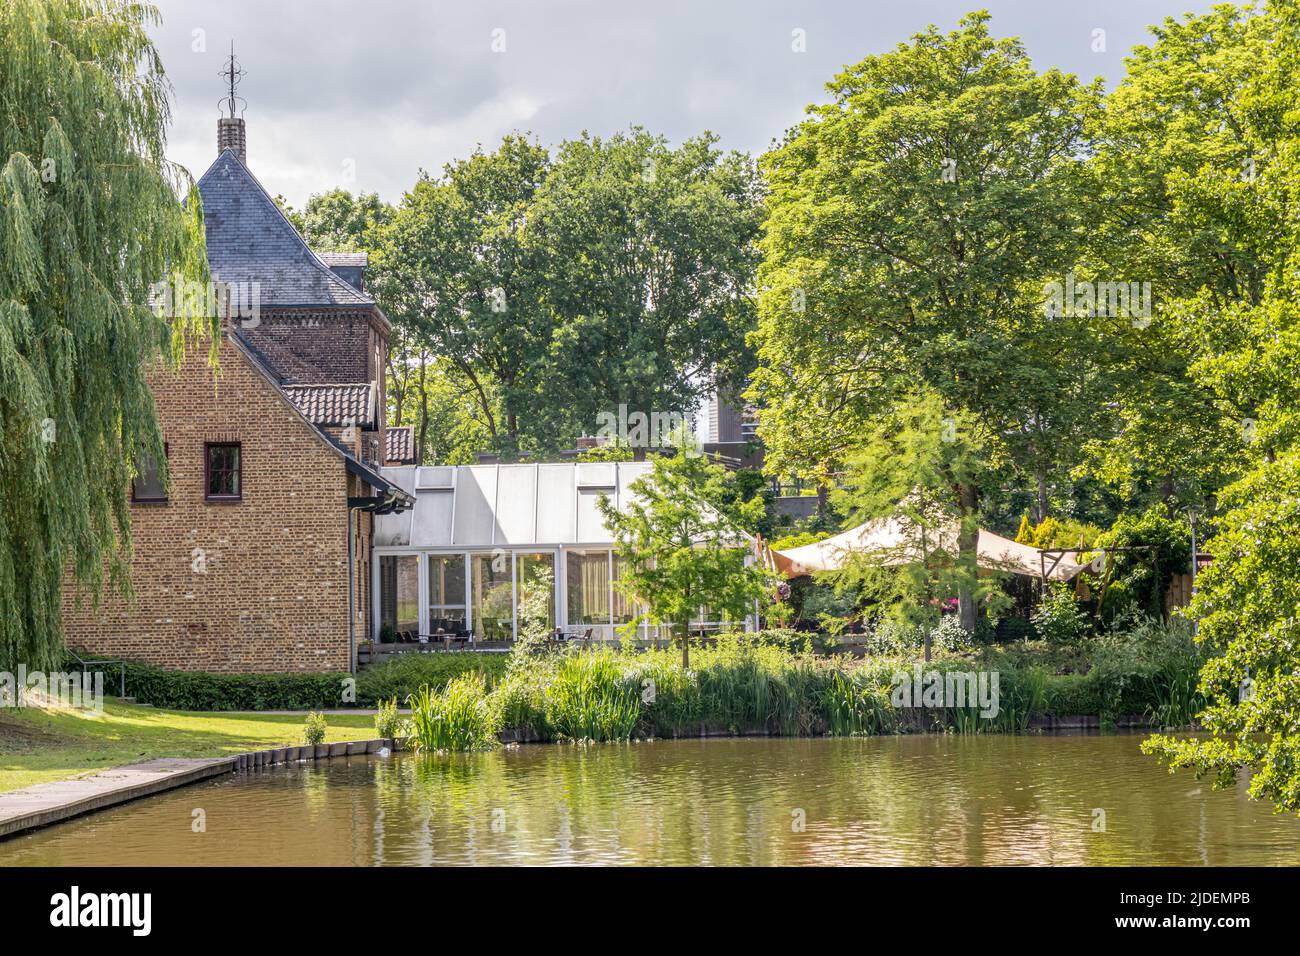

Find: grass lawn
<box><xmin>0</xmin><ymin>700</ymin><xmax>376</xmax><ymax>793</ymax></box>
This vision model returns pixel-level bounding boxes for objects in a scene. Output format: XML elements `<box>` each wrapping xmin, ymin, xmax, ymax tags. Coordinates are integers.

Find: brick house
<box><xmin>61</xmin><ymin>119</ymin><xmax>412</xmax><ymax>674</ymax></box>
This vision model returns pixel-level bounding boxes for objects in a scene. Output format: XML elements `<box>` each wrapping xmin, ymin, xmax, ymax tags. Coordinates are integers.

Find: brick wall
<box><xmin>61</xmin><ymin>331</ymin><xmax>359</xmax><ymax>674</ymax></box>
<box><xmin>241</xmin><ymin>308</ymin><xmax>381</xmax><ymax>385</ymax></box>
<box><xmin>243</xmin><ymin>305</ymin><xmax>387</xmax><ymax>469</ymax></box>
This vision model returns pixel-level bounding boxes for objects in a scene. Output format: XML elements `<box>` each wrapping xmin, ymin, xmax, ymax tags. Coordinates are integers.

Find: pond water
<box><xmin>6</xmin><ymin>735</ymin><xmax>1300</xmax><ymax>866</ymax></box>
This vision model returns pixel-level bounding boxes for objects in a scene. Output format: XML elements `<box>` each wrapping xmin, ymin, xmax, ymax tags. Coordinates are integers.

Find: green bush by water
<box><xmin>407</xmin><ymin>674</ymin><xmax>499</xmax><ymax>752</ymax></box>
<box><xmin>64</xmin><ymin>650</ymin><xmax>509</xmax><ymax>711</ymax></box>
<box><xmin>302</xmin><ymin>712</ymin><xmax>327</xmax><ymax>746</ymax></box>
<box><xmin>356</xmin><ymin>653</ymin><xmax>508</xmax><ymax>705</ymax></box>
<box><xmin>374</xmin><ymin>696</ymin><xmax>407</xmax><ymax>740</ymax></box>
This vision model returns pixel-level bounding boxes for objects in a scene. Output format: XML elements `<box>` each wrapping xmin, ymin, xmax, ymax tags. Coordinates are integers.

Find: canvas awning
<box><xmin>766</xmin><ymin>517</ymin><xmax>1087</xmax><ymax>581</ymax></box>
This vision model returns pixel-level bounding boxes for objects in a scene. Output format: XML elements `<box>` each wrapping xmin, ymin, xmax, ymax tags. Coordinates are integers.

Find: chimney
<box><xmin>218</xmin><ymin>117</ymin><xmax>246</xmax><ymax>162</ymax></box>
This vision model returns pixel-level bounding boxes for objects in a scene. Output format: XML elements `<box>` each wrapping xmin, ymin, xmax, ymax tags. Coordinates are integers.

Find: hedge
<box><xmin>355</xmin><ymin>653</ymin><xmax>509</xmax><ymax>705</ymax></box>
<box><xmin>67</xmin><ymin>651</ymin><xmax>513</xmax><ymax>711</ymax></box>
<box><xmin>117</xmin><ymin>662</ymin><xmax>349</xmax><ymax>711</ymax></box>
<box><xmin>61</xmin><ymin>652</ymin><xmax>350</xmax><ymax>711</ymax></box>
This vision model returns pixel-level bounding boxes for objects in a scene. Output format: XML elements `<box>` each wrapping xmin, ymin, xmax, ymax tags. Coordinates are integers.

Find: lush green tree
<box><xmin>1141</xmin><ymin>0</ymin><xmax>1300</xmax><ymax>814</ymax></box>
<box><xmin>1077</xmin><ymin>4</ymin><xmax>1273</xmax><ymax>506</ymax></box>
<box><xmin>527</xmin><ymin>129</ymin><xmax>762</xmax><ymax>452</ymax></box>
<box><xmin>748</xmin><ymin>12</ymin><xmax>1101</xmax><ymax>627</ymax></box>
<box><xmin>386</xmin><ymin>343</ymin><xmax>496</xmax><ymax>465</ymax></box>
<box><xmin>830</xmin><ymin>392</ymin><xmax>1006</xmax><ymax>659</ymax></box>
<box><xmin>375</xmin><ymin>129</ymin><xmax>761</xmax><ymax>459</ymax></box>
<box><xmin>0</xmin><ymin>0</ymin><xmax>210</xmax><ymax>671</ymax></box>
<box><xmin>373</xmin><ymin>135</ymin><xmax>551</xmax><ymax>456</ymax></box>
<box><xmin>574</xmin><ymin>437</ymin><xmax>636</xmax><ymax>462</ymax></box>
<box><xmin>1144</xmin><ymin>450</ymin><xmax>1300</xmax><ymax>811</ymax></box>
<box><xmin>294</xmin><ymin>188</ymin><xmax>394</xmax><ymax>253</ymax></box>
<box><xmin>598</xmin><ymin>444</ymin><xmax>768</xmax><ymax>667</ymax></box>
<box><xmin>1093</xmin><ymin>504</ymin><xmax>1193</xmax><ymax>623</ymax></box>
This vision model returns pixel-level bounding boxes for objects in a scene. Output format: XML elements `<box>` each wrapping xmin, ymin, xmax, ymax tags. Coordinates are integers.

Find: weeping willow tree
<box><xmin>0</xmin><ymin>0</ymin><xmax>211</xmax><ymax>672</ymax></box>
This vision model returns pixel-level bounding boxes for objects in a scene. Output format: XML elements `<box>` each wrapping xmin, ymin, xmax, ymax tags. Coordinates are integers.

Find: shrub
<box><xmin>302</xmin><ymin>712</ymin><xmax>327</xmax><ymax>746</ymax></box>
<box><xmin>860</xmin><ymin>615</ymin><xmax>974</xmax><ymax>655</ymax></box>
<box><xmin>79</xmin><ymin>657</ymin><xmax>349</xmax><ymax>711</ymax></box>
<box><xmin>374</xmin><ymin>696</ymin><xmax>406</xmax><ymax>741</ymax></box>
<box><xmin>1031</xmin><ymin>583</ymin><xmax>1089</xmax><ymax>645</ymax></box>
<box><xmin>800</xmin><ymin>583</ymin><xmax>859</xmax><ymax>633</ymax></box>
<box><xmin>407</xmin><ymin>673</ymin><xmax>499</xmax><ymax>752</ymax></box>
<box><xmin>823</xmin><ymin>668</ymin><xmax>894</xmax><ymax>736</ymax></box>
<box><xmin>544</xmin><ymin>651</ymin><xmax>642</xmax><ymax>742</ymax></box>
<box><xmin>1094</xmin><ymin>505</ymin><xmax>1192</xmax><ymax>619</ymax></box>
<box><xmin>991</xmin><ymin>616</ymin><xmax>1035</xmax><ymax>644</ymax></box>
<box><xmin>355</xmin><ymin>652</ymin><xmax>508</xmax><ymax>706</ymax></box>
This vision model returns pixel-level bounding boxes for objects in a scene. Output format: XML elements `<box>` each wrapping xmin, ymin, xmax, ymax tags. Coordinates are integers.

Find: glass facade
<box><xmin>427</xmin><ymin>554</ymin><xmax>467</xmax><ymax>634</ymax></box>
<box><xmin>375</xmin><ymin>549</ymin><xmax>701</xmax><ymax>643</ymax></box>
<box><xmin>379</xmin><ymin>555</ymin><xmax>420</xmax><ymax>640</ymax></box>
<box><xmin>566</xmin><ymin>550</ymin><xmax>611</xmax><ymax>627</ymax></box>
<box><xmin>516</xmin><ymin>552</ymin><xmax>555</xmax><ymax>631</ymax></box>
<box><xmin>612</xmin><ymin>554</ymin><xmax>636</xmax><ymax>627</ymax></box>
<box><xmin>471</xmin><ymin>553</ymin><xmax>513</xmax><ymax>641</ymax></box>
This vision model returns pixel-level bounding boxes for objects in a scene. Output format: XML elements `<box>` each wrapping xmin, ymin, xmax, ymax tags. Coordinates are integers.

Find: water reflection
<box><xmin>6</xmin><ymin>736</ymin><xmax>1300</xmax><ymax>866</ymax></box>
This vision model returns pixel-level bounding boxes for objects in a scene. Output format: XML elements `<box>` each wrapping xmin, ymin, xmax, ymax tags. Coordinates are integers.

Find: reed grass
<box><xmin>407</xmin><ymin>674</ymin><xmax>499</xmax><ymax>752</ymax></box>
<box><xmin>399</xmin><ymin>628</ymin><xmax>1205</xmax><ymax>751</ymax></box>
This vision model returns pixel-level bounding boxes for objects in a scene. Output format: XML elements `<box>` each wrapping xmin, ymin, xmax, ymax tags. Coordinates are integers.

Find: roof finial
<box><xmin>219</xmin><ymin>41</ymin><xmax>247</xmax><ymax>119</ymax></box>
<box><xmin>216</xmin><ymin>42</ymin><xmax>248</xmax><ymax>161</ymax></box>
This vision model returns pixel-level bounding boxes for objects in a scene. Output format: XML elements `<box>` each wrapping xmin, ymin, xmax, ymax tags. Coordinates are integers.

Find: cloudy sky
<box><xmin>151</xmin><ymin>0</ymin><xmax>1215</xmax><ymax>207</ymax></box>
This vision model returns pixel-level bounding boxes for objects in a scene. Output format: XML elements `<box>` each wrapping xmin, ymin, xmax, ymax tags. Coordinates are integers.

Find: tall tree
<box><xmin>0</xmin><ymin>0</ymin><xmax>210</xmax><ymax>671</ymax></box>
<box><xmin>293</xmin><ymin>188</ymin><xmax>394</xmax><ymax>253</ymax></box>
<box><xmin>1077</xmin><ymin>4</ymin><xmax>1272</xmax><ymax>506</ymax></box>
<box><xmin>1142</xmin><ymin>0</ymin><xmax>1300</xmax><ymax>815</ymax></box>
<box><xmin>386</xmin><ymin>345</ymin><xmax>496</xmax><ymax>465</ymax></box>
<box><xmin>831</xmin><ymin>393</ymin><xmax>1004</xmax><ymax>660</ymax></box>
<box><xmin>748</xmin><ymin>12</ymin><xmax>1101</xmax><ymax>629</ymax></box>
<box><xmin>373</xmin><ymin>135</ymin><xmax>551</xmax><ymax>456</ymax></box>
<box><xmin>375</xmin><ymin>129</ymin><xmax>761</xmax><ymax>458</ymax></box>
<box><xmin>527</xmin><ymin>129</ymin><xmax>762</xmax><ymax>453</ymax></box>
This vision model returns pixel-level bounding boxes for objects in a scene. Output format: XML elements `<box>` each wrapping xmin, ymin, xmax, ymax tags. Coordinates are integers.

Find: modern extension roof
<box><xmin>282</xmin><ymin>383</ymin><xmax>376</xmax><ymax>427</ymax></box>
<box><xmin>374</xmin><ymin>462</ymin><xmax>656</xmax><ymax>549</ymax></box>
<box><xmin>196</xmin><ymin>149</ymin><xmax>374</xmax><ymax>308</ymax></box>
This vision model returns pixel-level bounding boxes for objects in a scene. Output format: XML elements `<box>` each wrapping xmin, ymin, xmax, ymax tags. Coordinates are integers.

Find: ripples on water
<box><xmin>6</xmin><ymin>736</ymin><xmax>1300</xmax><ymax>866</ymax></box>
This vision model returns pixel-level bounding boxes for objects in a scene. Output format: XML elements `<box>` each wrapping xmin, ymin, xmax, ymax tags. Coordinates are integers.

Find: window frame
<box><xmin>130</xmin><ymin>442</ymin><xmax>169</xmax><ymax>505</ymax></box>
<box><xmin>204</xmin><ymin>441</ymin><xmax>243</xmax><ymax>503</ymax></box>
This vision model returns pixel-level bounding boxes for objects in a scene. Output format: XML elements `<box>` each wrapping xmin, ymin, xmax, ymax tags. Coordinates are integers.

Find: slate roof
<box><xmin>317</xmin><ymin>252</ymin><xmax>368</xmax><ymax>268</ymax></box>
<box><xmin>282</xmin><ymin>383</ymin><xmax>376</xmax><ymax>427</ymax></box>
<box><xmin>196</xmin><ymin>149</ymin><xmax>374</xmax><ymax>308</ymax></box>
<box><xmin>386</xmin><ymin>426</ymin><xmax>415</xmax><ymax>464</ymax></box>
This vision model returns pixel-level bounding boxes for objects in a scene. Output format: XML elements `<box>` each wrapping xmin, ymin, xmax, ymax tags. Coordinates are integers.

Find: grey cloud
<box><xmin>154</xmin><ymin>0</ymin><xmax>1216</xmax><ymax>206</ymax></box>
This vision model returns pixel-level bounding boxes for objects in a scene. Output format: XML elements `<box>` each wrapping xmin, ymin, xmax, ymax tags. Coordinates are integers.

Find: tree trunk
<box><xmin>1035</xmin><ymin>471</ymin><xmax>1048</xmax><ymax>524</ymax></box>
<box><xmin>415</xmin><ymin>353</ymin><xmax>429</xmax><ymax>464</ymax></box>
<box><xmin>922</xmin><ymin>624</ymin><xmax>932</xmax><ymax>663</ymax></box>
<box><xmin>957</xmin><ymin>482</ymin><xmax>979</xmax><ymax>633</ymax></box>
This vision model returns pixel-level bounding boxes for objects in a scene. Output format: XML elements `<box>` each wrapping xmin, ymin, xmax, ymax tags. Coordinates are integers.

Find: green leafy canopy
<box><xmin>0</xmin><ymin>0</ymin><xmax>211</xmax><ymax>671</ymax></box>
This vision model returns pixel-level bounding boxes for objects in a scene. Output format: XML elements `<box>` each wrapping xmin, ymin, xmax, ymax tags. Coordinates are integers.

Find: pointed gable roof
<box><xmin>196</xmin><ymin>148</ymin><xmax>373</xmax><ymax>308</ymax></box>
